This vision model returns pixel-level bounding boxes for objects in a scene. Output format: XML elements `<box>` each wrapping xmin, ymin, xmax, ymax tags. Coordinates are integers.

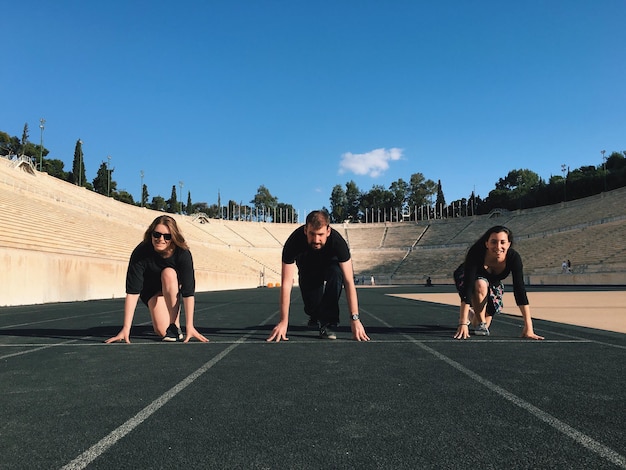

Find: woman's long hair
<box><xmin>143</xmin><ymin>215</ymin><xmax>190</xmax><ymax>250</ymax></box>
<box><xmin>465</xmin><ymin>225</ymin><xmax>513</xmax><ymax>264</ymax></box>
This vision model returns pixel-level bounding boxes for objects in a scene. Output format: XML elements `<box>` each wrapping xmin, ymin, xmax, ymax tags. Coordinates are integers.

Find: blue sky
<box><xmin>2</xmin><ymin>1</ymin><xmax>624</xmax><ymax>217</ymax></box>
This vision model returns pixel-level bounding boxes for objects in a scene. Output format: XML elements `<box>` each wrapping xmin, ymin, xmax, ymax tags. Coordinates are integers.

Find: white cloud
<box><xmin>338</xmin><ymin>148</ymin><xmax>403</xmax><ymax>178</ymax></box>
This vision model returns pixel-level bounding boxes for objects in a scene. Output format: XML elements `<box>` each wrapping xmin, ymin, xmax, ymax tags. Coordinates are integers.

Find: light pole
<box><xmin>38</xmin><ymin>118</ymin><xmax>45</xmax><ymax>171</ymax></box>
<box><xmin>601</xmin><ymin>150</ymin><xmax>607</xmax><ymax>192</ymax></box>
<box><xmin>140</xmin><ymin>170</ymin><xmax>144</xmax><ymax>207</ymax></box>
<box><xmin>561</xmin><ymin>164</ymin><xmax>567</xmax><ymax>202</ymax></box>
<box><xmin>178</xmin><ymin>181</ymin><xmax>184</xmax><ymax>214</ymax></box>
<box><xmin>107</xmin><ymin>155</ymin><xmax>111</xmax><ymax>196</ymax></box>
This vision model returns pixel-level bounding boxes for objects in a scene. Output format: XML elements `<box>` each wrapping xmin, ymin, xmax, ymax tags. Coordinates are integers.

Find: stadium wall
<box><xmin>361</xmin><ymin>272</ymin><xmax>625</xmax><ymax>287</ymax></box>
<box><xmin>528</xmin><ymin>273</ymin><xmax>626</xmax><ymax>286</ymax></box>
<box><xmin>0</xmin><ymin>247</ymin><xmax>259</xmax><ymax>307</ymax></box>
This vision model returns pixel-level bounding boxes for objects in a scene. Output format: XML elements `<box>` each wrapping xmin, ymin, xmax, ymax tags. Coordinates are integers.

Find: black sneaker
<box><xmin>163</xmin><ymin>324</ymin><xmax>183</xmax><ymax>342</ymax></box>
<box><xmin>319</xmin><ymin>324</ymin><xmax>337</xmax><ymax>340</ymax></box>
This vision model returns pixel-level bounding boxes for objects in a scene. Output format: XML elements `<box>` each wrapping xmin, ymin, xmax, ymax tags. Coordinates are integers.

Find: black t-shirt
<box><xmin>462</xmin><ymin>247</ymin><xmax>528</xmax><ymax>305</ymax></box>
<box><xmin>282</xmin><ymin>226</ymin><xmax>351</xmax><ymax>275</ymax></box>
<box><xmin>125</xmin><ymin>242</ymin><xmax>195</xmax><ymax>298</ymax></box>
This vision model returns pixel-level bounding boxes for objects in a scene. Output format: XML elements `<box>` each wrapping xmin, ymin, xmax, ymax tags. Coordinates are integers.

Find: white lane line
<box><xmin>3</xmin><ymin>311</ymin><xmax>119</xmax><ymax>328</ymax></box>
<box><xmin>364</xmin><ymin>308</ymin><xmax>626</xmax><ymax>469</ymax></box>
<box><xmin>0</xmin><ymin>339</ymin><xmax>591</xmax><ymax>349</ymax></box>
<box><xmin>0</xmin><ymin>340</ymin><xmax>82</xmax><ymax>359</ymax></box>
<box><xmin>516</xmin><ymin>324</ymin><xmax>626</xmax><ymax>350</ymax></box>
<box><xmin>0</xmin><ymin>297</ymin><xmax>266</xmax><ymax>360</ymax></box>
<box><xmin>1</xmin><ymin>296</ymin><xmax>251</xmax><ymax>329</ymax></box>
<box><xmin>59</xmin><ymin>310</ymin><xmax>277</xmax><ymax>470</ymax></box>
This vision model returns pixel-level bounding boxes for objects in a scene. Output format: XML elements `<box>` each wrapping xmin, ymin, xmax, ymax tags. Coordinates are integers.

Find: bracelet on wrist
<box><xmin>458</xmin><ymin>322</ymin><xmax>470</xmax><ymax>326</ymax></box>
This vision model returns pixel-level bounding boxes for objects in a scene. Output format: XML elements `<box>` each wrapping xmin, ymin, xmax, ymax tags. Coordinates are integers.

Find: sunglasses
<box><xmin>152</xmin><ymin>231</ymin><xmax>172</xmax><ymax>241</ymax></box>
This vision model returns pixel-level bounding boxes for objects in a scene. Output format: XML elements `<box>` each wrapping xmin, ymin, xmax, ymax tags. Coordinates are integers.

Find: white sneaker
<box><xmin>319</xmin><ymin>324</ymin><xmax>337</xmax><ymax>340</ymax></box>
<box><xmin>475</xmin><ymin>322</ymin><xmax>490</xmax><ymax>336</ymax></box>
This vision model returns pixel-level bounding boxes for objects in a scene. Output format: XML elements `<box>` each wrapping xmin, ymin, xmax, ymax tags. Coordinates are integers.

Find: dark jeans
<box><xmin>298</xmin><ymin>261</ymin><xmax>344</xmax><ymax>326</ymax></box>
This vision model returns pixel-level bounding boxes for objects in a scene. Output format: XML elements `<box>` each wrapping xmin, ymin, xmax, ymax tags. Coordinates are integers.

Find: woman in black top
<box><xmin>453</xmin><ymin>225</ymin><xmax>543</xmax><ymax>340</ymax></box>
<box><xmin>105</xmin><ymin>215</ymin><xmax>208</xmax><ymax>343</ymax></box>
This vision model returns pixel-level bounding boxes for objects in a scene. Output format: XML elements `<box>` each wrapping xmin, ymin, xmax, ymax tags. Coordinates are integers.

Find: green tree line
<box><xmin>328</xmin><ymin>153</ymin><xmax>625</xmax><ymax>222</ymax></box>
<box><xmin>0</xmin><ymin>125</ymin><xmax>298</xmax><ymax>221</ymax></box>
<box><xmin>2</xmin><ymin>124</ymin><xmax>624</xmax><ymax>223</ymax></box>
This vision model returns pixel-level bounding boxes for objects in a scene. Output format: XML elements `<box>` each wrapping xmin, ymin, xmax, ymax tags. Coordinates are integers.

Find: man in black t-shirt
<box><xmin>267</xmin><ymin>210</ymin><xmax>370</xmax><ymax>342</ymax></box>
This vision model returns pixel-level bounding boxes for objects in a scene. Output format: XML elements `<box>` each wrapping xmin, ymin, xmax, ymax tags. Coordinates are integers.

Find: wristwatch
<box><xmin>351</xmin><ymin>314</ymin><xmax>360</xmax><ymax>321</ymax></box>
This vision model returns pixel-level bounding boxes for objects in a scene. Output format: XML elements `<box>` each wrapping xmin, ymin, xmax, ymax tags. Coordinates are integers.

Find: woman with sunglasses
<box><xmin>105</xmin><ymin>215</ymin><xmax>208</xmax><ymax>343</ymax></box>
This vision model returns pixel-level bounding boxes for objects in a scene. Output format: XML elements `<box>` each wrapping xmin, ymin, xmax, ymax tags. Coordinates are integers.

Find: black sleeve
<box><xmin>332</xmin><ymin>229</ymin><xmax>351</xmax><ymax>263</ymax></box>
<box><xmin>462</xmin><ymin>245</ymin><xmax>482</xmax><ymax>301</ymax></box>
<box><xmin>282</xmin><ymin>226</ymin><xmax>304</xmax><ymax>264</ymax></box>
<box><xmin>463</xmin><ymin>261</ymin><xmax>479</xmax><ymax>301</ymax></box>
<box><xmin>509</xmin><ymin>250</ymin><xmax>529</xmax><ymax>305</ymax></box>
<box><xmin>125</xmin><ymin>243</ymin><xmax>147</xmax><ymax>295</ymax></box>
<box><xmin>177</xmin><ymin>249</ymin><xmax>196</xmax><ymax>298</ymax></box>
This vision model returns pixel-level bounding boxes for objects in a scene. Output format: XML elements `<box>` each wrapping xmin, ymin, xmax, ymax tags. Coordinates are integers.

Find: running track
<box><xmin>0</xmin><ymin>285</ymin><xmax>624</xmax><ymax>469</ymax></box>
